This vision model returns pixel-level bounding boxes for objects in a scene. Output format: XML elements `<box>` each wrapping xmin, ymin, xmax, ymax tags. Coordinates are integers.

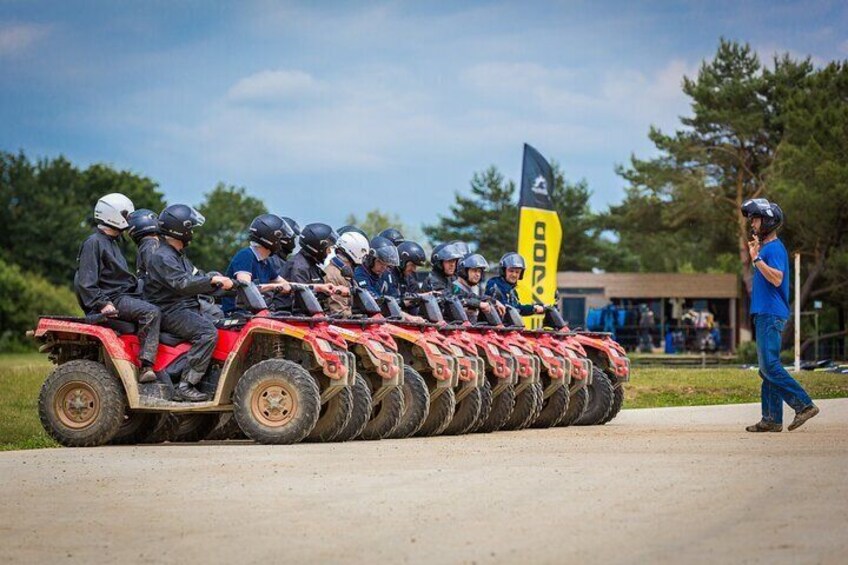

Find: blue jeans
<box><xmin>754</xmin><ymin>314</ymin><xmax>813</xmax><ymax>424</ymax></box>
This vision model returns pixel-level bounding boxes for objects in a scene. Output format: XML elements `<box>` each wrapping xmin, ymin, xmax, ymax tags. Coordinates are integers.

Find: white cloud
<box><xmin>227</xmin><ymin>69</ymin><xmax>319</xmax><ymax>102</ymax></box>
<box><xmin>0</xmin><ymin>23</ymin><xmax>50</xmax><ymax>56</ymax></box>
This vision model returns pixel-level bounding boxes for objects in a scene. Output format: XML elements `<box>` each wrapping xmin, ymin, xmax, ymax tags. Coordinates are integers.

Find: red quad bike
<box><xmin>388</xmin><ymin>293</ymin><xmax>486</xmax><ymax>436</ymax></box>
<box><xmin>287</xmin><ymin>284</ymin><xmax>405</xmax><ymax>441</ymax></box>
<box><xmin>30</xmin><ymin>282</ymin><xmax>355</xmax><ymax>447</ymax></box>
<box><xmin>363</xmin><ymin>294</ymin><xmax>460</xmax><ymax>438</ymax></box>
<box><xmin>438</xmin><ymin>295</ymin><xmax>544</xmax><ymax>432</ymax></box>
<box><xmin>497</xmin><ymin>306</ymin><xmax>572</xmax><ymax>429</ymax></box>
<box><xmin>541</xmin><ymin>307</ymin><xmax>631</xmax><ymax>425</ymax></box>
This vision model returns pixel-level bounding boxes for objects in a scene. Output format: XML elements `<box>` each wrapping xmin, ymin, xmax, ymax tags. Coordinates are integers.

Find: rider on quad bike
<box><xmin>144</xmin><ymin>204</ymin><xmax>235</xmax><ymax>402</ymax></box>
<box><xmin>325</xmin><ymin>230</ymin><xmax>370</xmax><ymax>317</ymax></box>
<box><xmin>126</xmin><ymin>208</ymin><xmax>161</xmax><ymax>288</ymax></box>
<box><xmin>277</xmin><ymin>223</ymin><xmax>340</xmax><ymax>308</ymax></box>
<box><xmin>422</xmin><ymin>242</ymin><xmax>465</xmax><ymax>292</ymax></box>
<box><xmin>75</xmin><ymin>193</ymin><xmax>162</xmax><ymax>386</ymax></box>
<box><xmin>452</xmin><ymin>253</ymin><xmax>499</xmax><ymax>324</ymax></box>
<box><xmin>484</xmin><ymin>252</ymin><xmax>545</xmax><ymax>316</ymax></box>
<box><xmin>222</xmin><ymin>214</ymin><xmax>295</xmax><ymax>314</ymax></box>
<box><xmin>355</xmin><ymin>237</ymin><xmax>423</xmax><ymax>324</ymax></box>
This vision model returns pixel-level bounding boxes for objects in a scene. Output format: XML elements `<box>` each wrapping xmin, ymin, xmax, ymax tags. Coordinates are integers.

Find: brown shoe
<box><xmin>746</xmin><ymin>420</ymin><xmax>782</xmax><ymax>432</ymax></box>
<box><xmin>788</xmin><ymin>404</ymin><xmax>819</xmax><ymax>431</ymax></box>
<box><xmin>138</xmin><ymin>368</ymin><xmax>157</xmax><ymax>384</ymax></box>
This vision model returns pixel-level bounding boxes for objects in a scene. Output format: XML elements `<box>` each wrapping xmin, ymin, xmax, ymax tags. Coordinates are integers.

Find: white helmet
<box><xmin>336</xmin><ymin>231</ymin><xmax>370</xmax><ymax>265</ymax></box>
<box><xmin>94</xmin><ymin>193</ymin><xmax>135</xmax><ymax>230</ymax></box>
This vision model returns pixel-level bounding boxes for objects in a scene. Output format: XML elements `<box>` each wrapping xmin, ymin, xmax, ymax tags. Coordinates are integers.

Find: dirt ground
<box><xmin>1</xmin><ymin>399</ymin><xmax>846</xmax><ymax>564</ymax></box>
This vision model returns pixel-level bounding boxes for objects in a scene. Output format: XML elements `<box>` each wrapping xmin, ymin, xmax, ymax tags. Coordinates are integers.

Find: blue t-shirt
<box><xmin>750</xmin><ymin>238</ymin><xmax>790</xmax><ymax>319</ymax></box>
<box><xmin>222</xmin><ymin>245</ymin><xmax>280</xmax><ymax>312</ymax></box>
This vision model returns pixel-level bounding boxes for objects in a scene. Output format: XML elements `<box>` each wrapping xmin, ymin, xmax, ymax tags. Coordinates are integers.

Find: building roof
<box><xmin>557</xmin><ymin>271</ymin><xmax>739</xmax><ymax>299</ymax></box>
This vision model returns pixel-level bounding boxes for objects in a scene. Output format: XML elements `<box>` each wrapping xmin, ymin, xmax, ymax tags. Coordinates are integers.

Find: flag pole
<box><xmin>794</xmin><ymin>252</ymin><xmax>801</xmax><ymax>373</ymax></box>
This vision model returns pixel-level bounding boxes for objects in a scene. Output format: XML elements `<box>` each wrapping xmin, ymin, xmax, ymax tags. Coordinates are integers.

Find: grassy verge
<box><xmin>625</xmin><ymin>367</ymin><xmax>848</xmax><ymax>408</ymax></box>
<box><xmin>1</xmin><ymin>354</ymin><xmax>847</xmax><ymax>451</ymax></box>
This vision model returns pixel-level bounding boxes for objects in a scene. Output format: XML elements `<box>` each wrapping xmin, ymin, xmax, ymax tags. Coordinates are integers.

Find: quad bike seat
<box><xmin>100</xmin><ymin>318</ymin><xmax>184</xmax><ymax>346</ymax></box>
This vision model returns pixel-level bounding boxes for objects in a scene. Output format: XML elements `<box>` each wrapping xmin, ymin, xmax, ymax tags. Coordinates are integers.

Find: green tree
<box><xmin>189</xmin><ymin>183</ymin><xmax>267</xmax><ymax>272</ymax></box>
<box><xmin>345</xmin><ymin>209</ymin><xmax>409</xmax><ymax>239</ymax></box>
<box><xmin>0</xmin><ymin>151</ymin><xmax>165</xmax><ymax>286</ymax></box>
<box><xmin>423</xmin><ymin>166</ymin><xmax>519</xmax><ymax>262</ymax></box>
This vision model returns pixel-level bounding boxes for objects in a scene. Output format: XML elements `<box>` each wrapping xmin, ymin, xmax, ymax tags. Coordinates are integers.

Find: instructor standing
<box><xmin>742</xmin><ymin>198</ymin><xmax>819</xmax><ymax>432</ymax></box>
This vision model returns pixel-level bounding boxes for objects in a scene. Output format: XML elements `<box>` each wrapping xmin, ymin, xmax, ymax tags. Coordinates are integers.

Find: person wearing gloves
<box><xmin>452</xmin><ymin>253</ymin><xmax>494</xmax><ymax>323</ymax></box>
<box><xmin>144</xmin><ymin>204</ymin><xmax>233</xmax><ymax>402</ymax></box>
<box><xmin>75</xmin><ymin>194</ymin><xmax>161</xmax><ymax>385</ymax></box>
<box><xmin>422</xmin><ymin>242</ymin><xmax>465</xmax><ymax>292</ymax></box>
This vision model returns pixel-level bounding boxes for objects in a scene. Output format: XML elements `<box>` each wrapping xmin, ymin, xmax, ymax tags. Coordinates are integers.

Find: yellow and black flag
<box><xmin>516</xmin><ymin>144</ymin><xmax>562</xmax><ymax>327</ymax></box>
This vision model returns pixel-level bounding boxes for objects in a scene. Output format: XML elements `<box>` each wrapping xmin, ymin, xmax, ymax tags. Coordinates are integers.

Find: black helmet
<box><xmin>126</xmin><ymin>208</ymin><xmax>159</xmax><ymax>243</ymax></box>
<box><xmin>278</xmin><ymin>216</ymin><xmax>300</xmax><ymax>256</ymax></box>
<box><xmin>377</xmin><ymin>228</ymin><xmax>405</xmax><ymax>246</ymax></box>
<box><xmin>499</xmin><ymin>252</ymin><xmax>526</xmax><ymax>279</ymax></box>
<box><xmin>457</xmin><ymin>253</ymin><xmax>489</xmax><ymax>281</ymax></box>
<box><xmin>398</xmin><ymin>241</ymin><xmax>426</xmax><ymax>267</ymax></box>
<box><xmin>365</xmin><ymin>235</ymin><xmax>400</xmax><ymax>268</ymax></box>
<box><xmin>299</xmin><ymin>223</ymin><xmax>338</xmax><ymax>260</ymax></box>
<box><xmin>159</xmin><ymin>204</ymin><xmax>205</xmax><ymax>245</ymax></box>
<box><xmin>741</xmin><ymin>198</ymin><xmax>784</xmax><ymax>239</ymax></box>
<box><xmin>430</xmin><ymin>242</ymin><xmax>465</xmax><ymax>274</ymax></box>
<box><xmin>249</xmin><ymin>213</ymin><xmax>293</xmax><ymax>253</ymax></box>
<box><xmin>337</xmin><ymin>225</ymin><xmax>369</xmax><ymax>240</ymax></box>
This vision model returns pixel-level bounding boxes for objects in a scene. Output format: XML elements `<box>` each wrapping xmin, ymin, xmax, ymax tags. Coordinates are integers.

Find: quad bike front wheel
<box><xmin>332</xmin><ymin>373</ymin><xmax>372</xmax><ymax>442</ymax></box>
<box><xmin>359</xmin><ymin>373</ymin><xmax>403</xmax><ymax>441</ymax></box>
<box><xmin>38</xmin><ymin>360</ymin><xmax>126</xmax><ymax>447</ymax></box>
<box><xmin>468</xmin><ymin>377</ymin><xmax>492</xmax><ymax>433</ymax></box>
<box><xmin>501</xmin><ymin>382</ymin><xmax>543</xmax><ymax>431</ymax></box>
<box><xmin>559</xmin><ymin>386</ymin><xmax>588</xmax><ymax>427</ymax></box>
<box><xmin>476</xmin><ymin>381</ymin><xmax>515</xmax><ymax>433</ymax></box>
<box><xmin>233</xmin><ymin>359</ymin><xmax>321</xmax><ymax>445</ymax></box>
<box><xmin>575</xmin><ymin>367</ymin><xmax>614</xmax><ymax>426</ymax></box>
<box><xmin>442</xmin><ymin>386</ymin><xmax>482</xmax><ymax>435</ymax></box>
<box><xmin>532</xmin><ymin>376</ymin><xmax>570</xmax><ymax>429</ymax></box>
<box><xmin>385</xmin><ymin>367</ymin><xmax>430</xmax><ymax>439</ymax></box>
<box><xmin>598</xmin><ymin>376</ymin><xmax>625</xmax><ymax>425</ymax></box>
<box><xmin>307</xmin><ymin>381</ymin><xmax>353</xmax><ymax>443</ymax></box>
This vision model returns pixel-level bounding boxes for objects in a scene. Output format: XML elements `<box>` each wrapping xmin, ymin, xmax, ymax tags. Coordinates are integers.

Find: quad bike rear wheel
<box><xmin>385</xmin><ymin>367</ymin><xmax>430</xmax><ymax>439</ymax></box>
<box><xmin>333</xmin><ymin>373</ymin><xmax>372</xmax><ymax>442</ymax></box>
<box><xmin>110</xmin><ymin>411</ymin><xmax>176</xmax><ymax>445</ymax></box>
<box><xmin>476</xmin><ymin>382</ymin><xmax>515</xmax><ymax>433</ymax></box>
<box><xmin>172</xmin><ymin>413</ymin><xmax>219</xmax><ymax>442</ymax></box>
<box><xmin>559</xmin><ymin>386</ymin><xmax>588</xmax><ymax>427</ymax></box>
<box><xmin>307</xmin><ymin>380</ymin><xmax>353</xmax><ymax>442</ymax></box>
<box><xmin>414</xmin><ymin>387</ymin><xmax>456</xmax><ymax>437</ymax></box>
<box><xmin>575</xmin><ymin>367</ymin><xmax>614</xmax><ymax>426</ymax></box>
<box><xmin>204</xmin><ymin>412</ymin><xmax>245</xmax><ymax>441</ymax></box>
<box><xmin>233</xmin><ymin>359</ymin><xmax>321</xmax><ymax>445</ymax></box>
<box><xmin>501</xmin><ymin>382</ymin><xmax>543</xmax><ymax>431</ymax></box>
<box><xmin>359</xmin><ymin>373</ymin><xmax>403</xmax><ymax>441</ymax></box>
<box><xmin>468</xmin><ymin>377</ymin><xmax>492</xmax><ymax>433</ymax></box>
<box><xmin>442</xmin><ymin>387</ymin><xmax>482</xmax><ymax>435</ymax></box>
<box><xmin>598</xmin><ymin>376</ymin><xmax>625</xmax><ymax>425</ymax></box>
<box><xmin>532</xmin><ymin>376</ymin><xmax>570</xmax><ymax>429</ymax></box>
<box><xmin>38</xmin><ymin>360</ymin><xmax>126</xmax><ymax>447</ymax></box>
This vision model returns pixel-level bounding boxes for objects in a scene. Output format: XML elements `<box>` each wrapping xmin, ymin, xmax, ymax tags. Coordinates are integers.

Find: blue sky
<box><xmin>2</xmin><ymin>1</ymin><xmax>846</xmax><ymax>230</ymax></box>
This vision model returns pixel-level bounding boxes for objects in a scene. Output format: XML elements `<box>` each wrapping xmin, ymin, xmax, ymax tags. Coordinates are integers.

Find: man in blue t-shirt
<box><xmin>222</xmin><ymin>214</ymin><xmax>293</xmax><ymax>313</ymax></box>
<box><xmin>742</xmin><ymin>198</ymin><xmax>818</xmax><ymax>432</ymax></box>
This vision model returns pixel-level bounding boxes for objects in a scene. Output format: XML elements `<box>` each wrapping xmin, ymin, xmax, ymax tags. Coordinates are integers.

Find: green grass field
<box><xmin>1</xmin><ymin>353</ymin><xmax>846</xmax><ymax>451</ymax></box>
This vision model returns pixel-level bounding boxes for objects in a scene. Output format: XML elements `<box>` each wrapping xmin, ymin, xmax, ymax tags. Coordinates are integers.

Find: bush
<box><xmin>736</xmin><ymin>341</ymin><xmax>758</xmax><ymax>364</ymax></box>
<box><xmin>0</xmin><ymin>258</ymin><xmax>80</xmax><ymax>351</ymax></box>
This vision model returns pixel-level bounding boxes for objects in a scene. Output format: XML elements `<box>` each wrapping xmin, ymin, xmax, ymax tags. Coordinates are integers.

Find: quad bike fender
<box><xmin>574</xmin><ymin>335</ymin><xmax>630</xmax><ymax>384</ymax></box>
<box><xmin>384</xmin><ymin>324</ymin><xmax>454</xmax><ymax>385</ymax></box>
<box><xmin>330</xmin><ymin>325</ymin><xmax>402</xmax><ymax>386</ymax></box>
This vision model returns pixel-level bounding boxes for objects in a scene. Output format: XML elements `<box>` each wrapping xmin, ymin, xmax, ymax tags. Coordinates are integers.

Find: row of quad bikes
<box><xmin>31</xmin><ymin>283</ymin><xmax>631</xmax><ymax>447</ymax></box>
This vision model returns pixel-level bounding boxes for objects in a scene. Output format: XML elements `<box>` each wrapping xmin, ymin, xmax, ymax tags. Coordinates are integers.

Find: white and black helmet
<box><xmin>336</xmin><ymin>231</ymin><xmax>370</xmax><ymax>265</ymax></box>
<box><xmin>94</xmin><ymin>193</ymin><xmax>135</xmax><ymax>230</ymax></box>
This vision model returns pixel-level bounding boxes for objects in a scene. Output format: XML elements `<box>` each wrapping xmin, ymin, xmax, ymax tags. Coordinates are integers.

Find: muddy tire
<box><xmin>598</xmin><ymin>377</ymin><xmax>625</xmax><ymax>425</ymax></box>
<box><xmin>476</xmin><ymin>382</ymin><xmax>515</xmax><ymax>433</ymax></box>
<box><xmin>469</xmin><ymin>378</ymin><xmax>493</xmax><ymax>433</ymax></box>
<box><xmin>139</xmin><ymin>413</ymin><xmax>180</xmax><ymax>443</ymax></box>
<box><xmin>233</xmin><ymin>359</ymin><xmax>321</xmax><ymax>445</ymax></box>
<box><xmin>38</xmin><ymin>360</ymin><xmax>126</xmax><ymax>447</ymax></box>
<box><xmin>414</xmin><ymin>387</ymin><xmax>456</xmax><ymax>437</ymax></box>
<box><xmin>359</xmin><ymin>374</ymin><xmax>403</xmax><ymax>441</ymax></box>
<box><xmin>109</xmin><ymin>411</ymin><xmax>159</xmax><ymax>445</ymax></box>
<box><xmin>559</xmin><ymin>385</ymin><xmax>588</xmax><ymax>427</ymax></box>
<box><xmin>385</xmin><ymin>367</ymin><xmax>430</xmax><ymax>439</ymax></box>
<box><xmin>575</xmin><ymin>367</ymin><xmax>614</xmax><ymax>426</ymax></box>
<box><xmin>171</xmin><ymin>413</ymin><xmax>219</xmax><ymax>442</ymax></box>
<box><xmin>501</xmin><ymin>382</ymin><xmax>543</xmax><ymax>431</ymax></box>
<box><xmin>307</xmin><ymin>384</ymin><xmax>353</xmax><ymax>442</ymax></box>
<box><xmin>204</xmin><ymin>413</ymin><xmax>245</xmax><ymax>441</ymax></box>
<box><xmin>443</xmin><ymin>387</ymin><xmax>482</xmax><ymax>435</ymax></box>
<box><xmin>333</xmin><ymin>374</ymin><xmax>372</xmax><ymax>442</ymax></box>
<box><xmin>532</xmin><ymin>377</ymin><xmax>570</xmax><ymax>429</ymax></box>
